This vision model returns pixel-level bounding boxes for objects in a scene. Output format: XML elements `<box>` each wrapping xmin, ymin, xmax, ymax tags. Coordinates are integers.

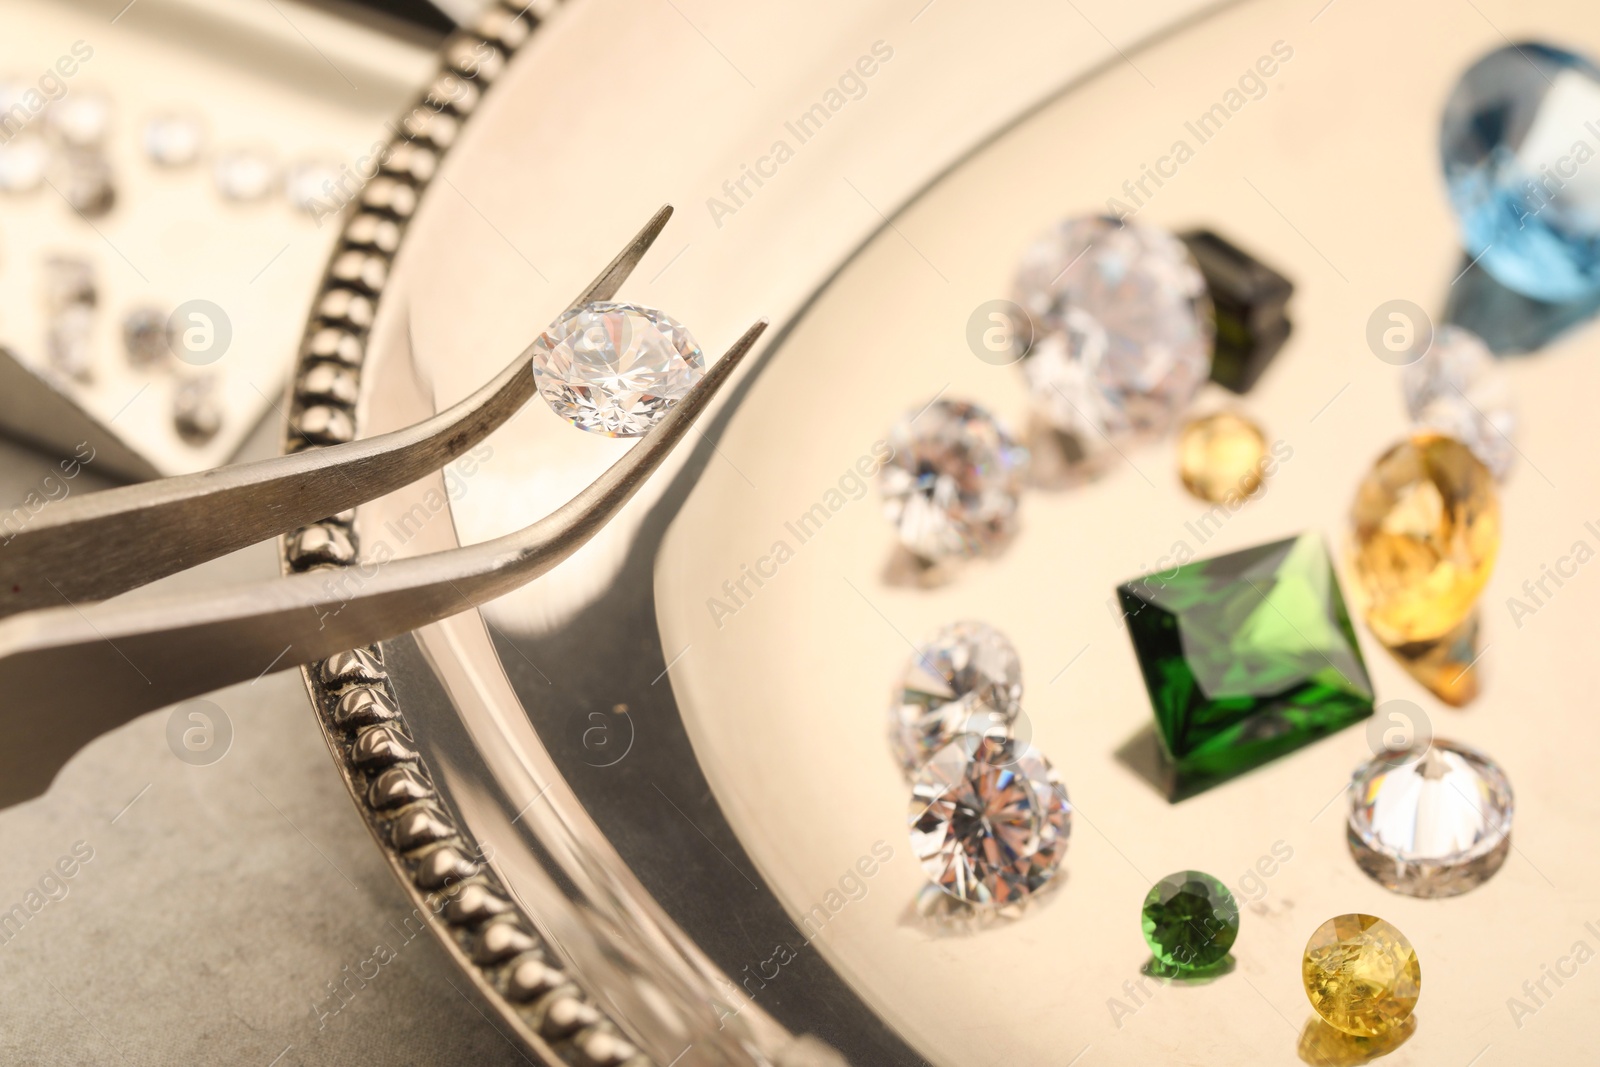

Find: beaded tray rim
<box><xmin>276</xmin><ymin>4</ymin><xmax>654</xmax><ymax>1064</ymax></box>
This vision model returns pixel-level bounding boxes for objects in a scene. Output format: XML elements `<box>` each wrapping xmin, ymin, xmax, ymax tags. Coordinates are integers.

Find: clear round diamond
<box><xmin>891</xmin><ymin>621</ymin><xmax>1022</xmax><ymax>772</ymax></box>
<box><xmin>530</xmin><ymin>301</ymin><xmax>704</xmax><ymax>437</ymax></box>
<box><xmin>123</xmin><ymin>306</ymin><xmax>171</xmax><ymax>367</ymax></box>
<box><xmin>908</xmin><ymin>734</ymin><xmax>1070</xmax><ymax>907</ymax></box>
<box><xmin>1441</xmin><ymin>42</ymin><xmax>1600</xmax><ymax>301</ymax></box>
<box><xmin>46</xmin><ymin>90</ymin><xmax>112</xmax><ymax>148</ymax></box>
<box><xmin>1015</xmin><ymin>216</ymin><xmax>1213</xmax><ymax>450</ymax></box>
<box><xmin>143</xmin><ymin>111</ymin><xmax>206</xmax><ymax>168</ymax></box>
<box><xmin>879</xmin><ymin>398</ymin><xmax>1027</xmax><ymax>561</ymax></box>
<box><xmin>213</xmin><ymin>147</ymin><xmax>279</xmax><ymax>201</ymax></box>
<box><xmin>286</xmin><ymin>158</ymin><xmax>342</xmax><ymax>214</ymax></box>
<box><xmin>0</xmin><ymin>134</ymin><xmax>48</xmax><ymax>193</ymax></box>
<box><xmin>1348</xmin><ymin>739</ymin><xmax>1513</xmax><ymax>898</ymax></box>
<box><xmin>1403</xmin><ymin>326</ymin><xmax>1515</xmax><ymax>481</ymax></box>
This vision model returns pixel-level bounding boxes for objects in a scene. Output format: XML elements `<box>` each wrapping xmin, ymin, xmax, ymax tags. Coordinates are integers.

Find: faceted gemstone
<box><xmin>47</xmin><ymin>304</ymin><xmax>95</xmax><ymax>381</ymax></box>
<box><xmin>0</xmin><ymin>134</ymin><xmax>48</xmax><ymax>193</ymax></box>
<box><xmin>1177</xmin><ymin>411</ymin><xmax>1268</xmax><ymax>503</ymax></box>
<box><xmin>46</xmin><ymin>90</ymin><xmax>112</xmax><ymax>148</ymax></box>
<box><xmin>879</xmin><ymin>398</ymin><xmax>1027</xmax><ymax>561</ymax></box>
<box><xmin>1402</xmin><ymin>326</ymin><xmax>1515</xmax><ymax>481</ymax></box>
<box><xmin>890</xmin><ymin>621</ymin><xmax>1022</xmax><ymax>773</ymax></box>
<box><xmin>1140</xmin><ymin>870</ymin><xmax>1239</xmax><ymax>970</ymax></box>
<box><xmin>1441</xmin><ymin>42</ymin><xmax>1600</xmax><ymax>301</ymax></box>
<box><xmin>530</xmin><ymin>301</ymin><xmax>704</xmax><ymax>437</ymax></box>
<box><xmin>908</xmin><ymin>734</ymin><xmax>1069</xmax><ymax>907</ymax></box>
<box><xmin>1349</xmin><ymin>432</ymin><xmax>1500</xmax><ymax>646</ymax></box>
<box><xmin>1348</xmin><ymin>739</ymin><xmax>1513</xmax><ymax>897</ymax></box>
<box><xmin>1118</xmin><ymin>532</ymin><xmax>1374</xmax><ymax>801</ymax></box>
<box><xmin>1015</xmin><ymin>217</ymin><xmax>1213</xmax><ymax>453</ymax></box>
<box><xmin>58</xmin><ymin>149</ymin><xmax>115</xmax><ymax>217</ymax></box>
<box><xmin>1386</xmin><ymin>610</ymin><xmax>1482</xmax><ymax>707</ymax></box>
<box><xmin>287</xmin><ymin>158</ymin><xmax>344</xmax><ymax>215</ymax></box>
<box><xmin>143</xmin><ymin>112</ymin><xmax>206</xmax><ymax>168</ymax></box>
<box><xmin>1179</xmin><ymin>229</ymin><xmax>1293</xmax><ymax>394</ymax></box>
<box><xmin>173</xmin><ymin>375</ymin><xmax>223</xmax><ymax>445</ymax></box>
<box><xmin>123</xmin><ymin>306</ymin><xmax>171</xmax><ymax>367</ymax></box>
<box><xmin>213</xmin><ymin>147</ymin><xmax>279</xmax><ymax>201</ymax></box>
<box><xmin>1303</xmin><ymin>914</ymin><xmax>1421</xmax><ymax>1038</ymax></box>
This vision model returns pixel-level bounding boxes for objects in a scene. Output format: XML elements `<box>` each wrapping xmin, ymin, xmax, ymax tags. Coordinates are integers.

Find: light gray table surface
<box><xmin>0</xmin><ymin>415</ymin><xmax>528</xmax><ymax>1066</ymax></box>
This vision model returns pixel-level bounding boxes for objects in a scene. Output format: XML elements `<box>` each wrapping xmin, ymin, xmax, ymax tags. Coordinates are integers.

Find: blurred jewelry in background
<box><xmin>1349</xmin><ymin>432</ymin><xmax>1500</xmax><ymax>705</ymax></box>
<box><xmin>0</xmin><ymin>0</ymin><xmax>442</xmax><ymax>479</ymax></box>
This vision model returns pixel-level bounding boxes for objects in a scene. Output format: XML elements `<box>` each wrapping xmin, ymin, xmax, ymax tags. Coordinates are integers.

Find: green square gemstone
<box><xmin>1118</xmin><ymin>532</ymin><xmax>1374</xmax><ymax>801</ymax></box>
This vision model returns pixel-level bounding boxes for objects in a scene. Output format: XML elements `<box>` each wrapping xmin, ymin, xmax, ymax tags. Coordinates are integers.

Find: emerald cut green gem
<box><xmin>1141</xmin><ymin>870</ymin><xmax>1239</xmax><ymax>970</ymax></box>
<box><xmin>1118</xmin><ymin>532</ymin><xmax>1374</xmax><ymax>801</ymax></box>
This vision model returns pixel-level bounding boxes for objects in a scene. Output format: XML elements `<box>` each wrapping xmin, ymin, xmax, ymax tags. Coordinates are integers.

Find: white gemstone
<box><xmin>908</xmin><ymin>734</ymin><xmax>1069</xmax><ymax>907</ymax></box>
<box><xmin>213</xmin><ymin>147</ymin><xmax>279</xmax><ymax>201</ymax></box>
<box><xmin>48</xmin><ymin>304</ymin><xmax>95</xmax><ymax>381</ymax></box>
<box><xmin>1403</xmin><ymin>325</ymin><xmax>1516</xmax><ymax>481</ymax></box>
<box><xmin>174</xmin><ymin>375</ymin><xmax>223</xmax><ymax>445</ymax></box>
<box><xmin>286</xmin><ymin>158</ymin><xmax>343</xmax><ymax>214</ymax></box>
<box><xmin>530</xmin><ymin>301</ymin><xmax>704</xmax><ymax>437</ymax></box>
<box><xmin>143</xmin><ymin>112</ymin><xmax>206</xmax><ymax>167</ymax></box>
<box><xmin>1015</xmin><ymin>216</ymin><xmax>1213</xmax><ymax>448</ymax></box>
<box><xmin>46</xmin><ymin>90</ymin><xmax>112</xmax><ymax>147</ymax></box>
<box><xmin>123</xmin><ymin>306</ymin><xmax>170</xmax><ymax>366</ymax></box>
<box><xmin>891</xmin><ymin>621</ymin><xmax>1022</xmax><ymax>772</ymax></box>
<box><xmin>1348</xmin><ymin>739</ymin><xmax>1513</xmax><ymax>897</ymax></box>
<box><xmin>0</xmin><ymin>134</ymin><xmax>48</xmax><ymax>193</ymax></box>
<box><xmin>58</xmin><ymin>149</ymin><xmax>115</xmax><ymax>216</ymax></box>
<box><xmin>879</xmin><ymin>398</ymin><xmax>1027</xmax><ymax>561</ymax></box>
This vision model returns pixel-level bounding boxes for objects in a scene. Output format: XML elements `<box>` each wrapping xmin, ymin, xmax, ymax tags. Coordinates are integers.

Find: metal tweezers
<box><xmin>0</xmin><ymin>206</ymin><xmax>764</xmax><ymax>807</ymax></box>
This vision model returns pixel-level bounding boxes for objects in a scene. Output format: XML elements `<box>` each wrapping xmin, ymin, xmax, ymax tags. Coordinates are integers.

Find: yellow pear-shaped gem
<box><xmin>1349</xmin><ymin>432</ymin><xmax>1499</xmax><ymax>646</ymax></box>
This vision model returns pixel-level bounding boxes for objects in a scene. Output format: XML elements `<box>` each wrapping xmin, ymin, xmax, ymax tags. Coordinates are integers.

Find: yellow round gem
<box><xmin>1302</xmin><ymin>913</ymin><xmax>1421</xmax><ymax>1037</ymax></box>
<box><xmin>1177</xmin><ymin>411</ymin><xmax>1268</xmax><ymax>503</ymax></box>
<box><xmin>1349</xmin><ymin>432</ymin><xmax>1499</xmax><ymax>645</ymax></box>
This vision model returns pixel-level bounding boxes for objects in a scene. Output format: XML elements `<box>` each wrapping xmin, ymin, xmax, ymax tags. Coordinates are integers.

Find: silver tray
<box><xmin>283</xmin><ymin>0</ymin><xmax>1600</xmax><ymax>1063</ymax></box>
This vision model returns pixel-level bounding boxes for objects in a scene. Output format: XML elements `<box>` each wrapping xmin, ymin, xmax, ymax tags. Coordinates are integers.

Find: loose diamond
<box><xmin>1348</xmin><ymin>739</ymin><xmax>1513</xmax><ymax>897</ymax></box>
<box><xmin>1141</xmin><ymin>871</ymin><xmax>1239</xmax><ymax>971</ymax></box>
<box><xmin>1302</xmin><ymin>914</ymin><xmax>1421</xmax><ymax>1038</ymax></box>
<box><xmin>529</xmin><ymin>301</ymin><xmax>704</xmax><ymax>437</ymax></box>
<box><xmin>143</xmin><ymin>112</ymin><xmax>206</xmax><ymax>168</ymax></box>
<box><xmin>58</xmin><ymin>149</ymin><xmax>115</xmax><ymax>216</ymax></box>
<box><xmin>1177</xmin><ymin>411</ymin><xmax>1268</xmax><ymax>503</ymax></box>
<box><xmin>213</xmin><ymin>147</ymin><xmax>279</xmax><ymax>201</ymax></box>
<box><xmin>1441</xmin><ymin>42</ymin><xmax>1600</xmax><ymax>301</ymax></box>
<box><xmin>908</xmin><ymin>734</ymin><xmax>1069</xmax><ymax>907</ymax></box>
<box><xmin>286</xmin><ymin>158</ymin><xmax>343</xmax><ymax>215</ymax></box>
<box><xmin>879</xmin><ymin>398</ymin><xmax>1026</xmax><ymax>561</ymax></box>
<box><xmin>0</xmin><ymin>134</ymin><xmax>48</xmax><ymax>193</ymax></box>
<box><xmin>890</xmin><ymin>621</ymin><xmax>1022</xmax><ymax>773</ymax></box>
<box><xmin>1015</xmin><ymin>216</ymin><xmax>1213</xmax><ymax>451</ymax></box>
<box><xmin>1402</xmin><ymin>326</ymin><xmax>1515</xmax><ymax>481</ymax></box>
<box><xmin>47</xmin><ymin>303</ymin><xmax>95</xmax><ymax>381</ymax></box>
<box><xmin>46</xmin><ymin>90</ymin><xmax>112</xmax><ymax>148</ymax></box>
<box><xmin>1119</xmin><ymin>532</ymin><xmax>1375</xmax><ymax>801</ymax></box>
<box><xmin>174</xmin><ymin>375</ymin><xmax>223</xmax><ymax>445</ymax></box>
<box><xmin>1350</xmin><ymin>432</ymin><xmax>1500</xmax><ymax>646</ymax></box>
<box><xmin>123</xmin><ymin>306</ymin><xmax>171</xmax><ymax>367</ymax></box>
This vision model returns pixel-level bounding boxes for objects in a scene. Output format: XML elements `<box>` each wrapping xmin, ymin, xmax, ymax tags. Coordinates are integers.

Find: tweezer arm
<box><xmin>0</xmin><ymin>321</ymin><xmax>763</xmax><ymax>808</ymax></box>
<box><xmin>0</xmin><ymin>205</ymin><xmax>673</xmax><ymax>618</ymax></box>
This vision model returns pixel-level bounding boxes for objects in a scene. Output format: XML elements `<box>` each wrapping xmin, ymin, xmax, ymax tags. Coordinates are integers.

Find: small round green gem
<box><xmin>1141</xmin><ymin>870</ymin><xmax>1239</xmax><ymax>970</ymax></box>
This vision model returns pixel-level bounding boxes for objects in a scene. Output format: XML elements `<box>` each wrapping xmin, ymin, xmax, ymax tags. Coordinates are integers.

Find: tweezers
<box><xmin>0</xmin><ymin>205</ymin><xmax>765</xmax><ymax>807</ymax></box>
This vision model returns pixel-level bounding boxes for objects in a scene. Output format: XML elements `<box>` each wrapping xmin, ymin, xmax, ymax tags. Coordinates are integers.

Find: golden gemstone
<box><xmin>1387</xmin><ymin>610</ymin><xmax>1481</xmax><ymax>707</ymax></box>
<box><xmin>1302</xmin><ymin>914</ymin><xmax>1421</xmax><ymax>1037</ymax></box>
<box><xmin>1349</xmin><ymin>432</ymin><xmax>1499</xmax><ymax>646</ymax></box>
<box><xmin>1178</xmin><ymin>411</ymin><xmax>1268</xmax><ymax>503</ymax></box>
